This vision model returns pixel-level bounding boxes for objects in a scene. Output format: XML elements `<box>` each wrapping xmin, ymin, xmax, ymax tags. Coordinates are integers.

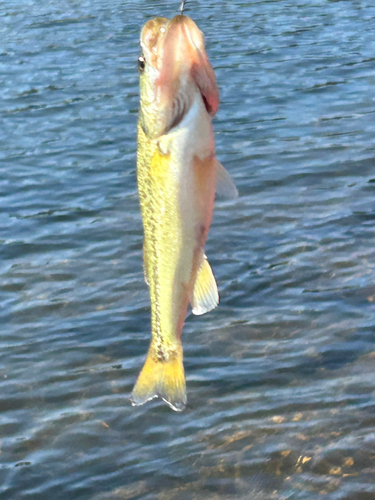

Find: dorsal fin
<box><xmin>143</xmin><ymin>244</ymin><xmax>149</xmax><ymax>286</ymax></box>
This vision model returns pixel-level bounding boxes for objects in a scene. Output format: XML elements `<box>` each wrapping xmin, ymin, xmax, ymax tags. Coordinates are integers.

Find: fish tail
<box><xmin>131</xmin><ymin>342</ymin><xmax>186</xmax><ymax>412</ymax></box>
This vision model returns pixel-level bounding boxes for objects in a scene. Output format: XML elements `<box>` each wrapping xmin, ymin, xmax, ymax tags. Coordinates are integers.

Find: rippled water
<box><xmin>2</xmin><ymin>0</ymin><xmax>375</xmax><ymax>498</ymax></box>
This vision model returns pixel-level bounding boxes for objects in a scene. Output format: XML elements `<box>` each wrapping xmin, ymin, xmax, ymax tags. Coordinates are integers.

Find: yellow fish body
<box><xmin>131</xmin><ymin>15</ymin><xmax>237</xmax><ymax>411</ymax></box>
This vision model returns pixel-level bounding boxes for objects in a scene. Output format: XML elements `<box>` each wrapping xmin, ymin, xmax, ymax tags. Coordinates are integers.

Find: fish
<box><xmin>131</xmin><ymin>13</ymin><xmax>237</xmax><ymax>412</ymax></box>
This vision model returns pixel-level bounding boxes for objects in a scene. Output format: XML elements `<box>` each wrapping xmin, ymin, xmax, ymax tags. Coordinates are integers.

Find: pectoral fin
<box><xmin>191</xmin><ymin>255</ymin><xmax>219</xmax><ymax>315</ymax></box>
<box><xmin>215</xmin><ymin>159</ymin><xmax>238</xmax><ymax>199</ymax></box>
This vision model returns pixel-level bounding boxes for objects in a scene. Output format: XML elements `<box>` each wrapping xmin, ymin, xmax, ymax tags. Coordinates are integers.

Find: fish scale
<box><xmin>131</xmin><ymin>14</ymin><xmax>237</xmax><ymax>411</ymax></box>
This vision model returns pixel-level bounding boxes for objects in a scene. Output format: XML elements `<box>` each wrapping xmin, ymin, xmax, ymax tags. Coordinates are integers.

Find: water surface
<box><xmin>1</xmin><ymin>0</ymin><xmax>375</xmax><ymax>498</ymax></box>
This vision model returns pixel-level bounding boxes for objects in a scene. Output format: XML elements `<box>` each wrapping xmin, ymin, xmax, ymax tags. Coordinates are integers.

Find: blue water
<box><xmin>1</xmin><ymin>1</ymin><xmax>375</xmax><ymax>498</ymax></box>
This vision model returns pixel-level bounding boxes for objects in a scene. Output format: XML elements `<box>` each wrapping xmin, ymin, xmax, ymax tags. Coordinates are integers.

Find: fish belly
<box><xmin>149</xmin><ymin>94</ymin><xmax>215</xmax><ymax>344</ymax></box>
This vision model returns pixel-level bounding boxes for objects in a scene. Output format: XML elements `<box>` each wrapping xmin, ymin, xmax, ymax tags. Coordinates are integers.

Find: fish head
<box><xmin>139</xmin><ymin>15</ymin><xmax>219</xmax><ymax>139</ymax></box>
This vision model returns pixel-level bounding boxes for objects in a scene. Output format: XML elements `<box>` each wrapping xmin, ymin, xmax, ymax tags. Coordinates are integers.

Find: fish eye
<box><xmin>138</xmin><ymin>56</ymin><xmax>145</xmax><ymax>73</ymax></box>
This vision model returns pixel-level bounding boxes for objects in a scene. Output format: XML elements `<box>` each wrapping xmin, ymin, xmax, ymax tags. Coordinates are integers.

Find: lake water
<box><xmin>1</xmin><ymin>0</ymin><xmax>375</xmax><ymax>498</ymax></box>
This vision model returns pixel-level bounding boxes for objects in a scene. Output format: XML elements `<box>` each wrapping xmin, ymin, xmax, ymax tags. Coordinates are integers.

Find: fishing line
<box><xmin>180</xmin><ymin>0</ymin><xmax>187</xmax><ymax>15</ymax></box>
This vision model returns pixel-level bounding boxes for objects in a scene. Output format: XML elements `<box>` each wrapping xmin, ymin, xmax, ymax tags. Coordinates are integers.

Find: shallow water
<box><xmin>1</xmin><ymin>0</ymin><xmax>375</xmax><ymax>498</ymax></box>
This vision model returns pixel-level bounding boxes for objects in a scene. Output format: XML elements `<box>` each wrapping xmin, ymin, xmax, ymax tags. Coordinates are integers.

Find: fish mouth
<box><xmin>139</xmin><ymin>15</ymin><xmax>219</xmax><ymax>139</ymax></box>
<box><xmin>140</xmin><ymin>17</ymin><xmax>169</xmax><ymax>69</ymax></box>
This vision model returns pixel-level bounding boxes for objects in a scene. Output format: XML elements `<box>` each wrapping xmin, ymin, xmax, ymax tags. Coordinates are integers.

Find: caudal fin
<box><xmin>130</xmin><ymin>343</ymin><xmax>186</xmax><ymax>412</ymax></box>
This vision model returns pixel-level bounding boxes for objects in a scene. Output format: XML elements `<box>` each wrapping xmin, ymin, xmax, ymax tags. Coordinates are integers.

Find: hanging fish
<box><xmin>131</xmin><ymin>12</ymin><xmax>237</xmax><ymax>411</ymax></box>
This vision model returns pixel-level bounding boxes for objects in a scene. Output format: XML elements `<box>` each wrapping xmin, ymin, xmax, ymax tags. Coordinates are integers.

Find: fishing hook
<box><xmin>180</xmin><ymin>0</ymin><xmax>187</xmax><ymax>15</ymax></box>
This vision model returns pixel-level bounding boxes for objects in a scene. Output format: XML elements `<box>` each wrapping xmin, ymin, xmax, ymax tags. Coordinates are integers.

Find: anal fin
<box><xmin>191</xmin><ymin>255</ymin><xmax>219</xmax><ymax>315</ymax></box>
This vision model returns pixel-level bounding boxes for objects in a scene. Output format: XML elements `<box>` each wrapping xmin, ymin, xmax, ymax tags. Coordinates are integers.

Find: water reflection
<box><xmin>1</xmin><ymin>0</ymin><xmax>375</xmax><ymax>499</ymax></box>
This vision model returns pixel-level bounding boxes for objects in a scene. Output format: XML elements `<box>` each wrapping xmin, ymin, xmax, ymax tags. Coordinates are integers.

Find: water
<box><xmin>1</xmin><ymin>0</ymin><xmax>375</xmax><ymax>498</ymax></box>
